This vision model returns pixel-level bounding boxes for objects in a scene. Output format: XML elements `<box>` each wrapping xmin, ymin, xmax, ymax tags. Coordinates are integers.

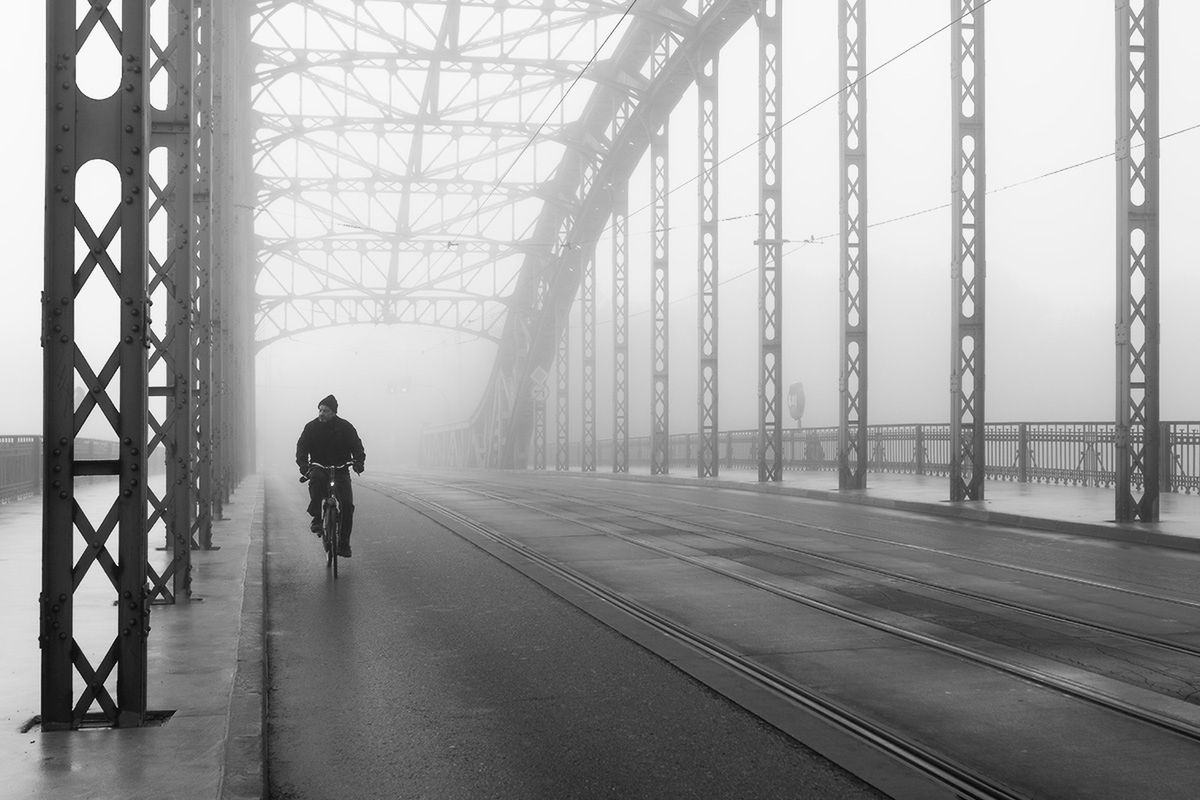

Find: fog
<box><xmin>5</xmin><ymin>2</ymin><xmax>1199</xmax><ymax>471</ymax></box>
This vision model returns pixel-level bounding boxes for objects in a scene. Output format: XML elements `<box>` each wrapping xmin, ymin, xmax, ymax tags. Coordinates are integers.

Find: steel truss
<box><xmin>696</xmin><ymin>46</ymin><xmax>720</xmax><ymax>480</ymax></box>
<box><xmin>147</xmin><ymin>0</ymin><xmax>197</xmax><ymax>602</ymax></box>
<box><xmin>580</xmin><ymin>241</ymin><xmax>597</xmax><ymax>472</ymax></box>
<box><xmin>838</xmin><ymin>0</ymin><xmax>868</xmax><ymax>491</ymax></box>
<box><xmin>950</xmin><ymin>0</ymin><xmax>986</xmax><ymax>501</ymax></box>
<box><xmin>1114</xmin><ymin>0</ymin><xmax>1160</xmax><ymax>521</ymax></box>
<box><xmin>465</xmin><ymin>2</ymin><xmax>757</xmax><ymax>469</ymax></box>
<box><xmin>649</xmin><ymin>47</ymin><xmax>671</xmax><ymax>476</ymax></box>
<box><xmin>757</xmin><ymin>1</ymin><xmax>784</xmax><ymax>482</ymax></box>
<box><xmin>611</xmin><ymin>178</ymin><xmax>630</xmax><ymax>474</ymax></box>
<box><xmin>42</xmin><ymin>0</ymin><xmax>247</xmax><ymax>729</ymax></box>
<box><xmin>43</xmin><ymin>0</ymin><xmax>152</xmax><ymax>729</ymax></box>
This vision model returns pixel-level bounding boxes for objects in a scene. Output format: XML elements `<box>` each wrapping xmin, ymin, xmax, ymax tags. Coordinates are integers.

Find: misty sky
<box><xmin>4</xmin><ymin>2</ymin><xmax>1198</xmax><ymax>471</ymax></box>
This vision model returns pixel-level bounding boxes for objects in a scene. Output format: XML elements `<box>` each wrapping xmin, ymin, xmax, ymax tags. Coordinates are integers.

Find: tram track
<box><xmin>380</xmin><ymin>474</ymin><xmax>1200</xmax><ymax>735</ymax></box>
<box><xmin>359</xmin><ymin>476</ymin><xmax>1029</xmax><ymax>800</ymax></box>
<box><xmin>358</xmin><ymin>472</ymin><xmax>1200</xmax><ymax>798</ymax></box>
<box><xmin>509</xmin><ymin>478</ymin><xmax>1200</xmax><ymax>660</ymax></box>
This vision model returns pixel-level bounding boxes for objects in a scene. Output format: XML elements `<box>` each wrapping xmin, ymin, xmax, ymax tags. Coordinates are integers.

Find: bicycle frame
<box><xmin>308</xmin><ymin>461</ymin><xmax>354</xmax><ymax>577</ymax></box>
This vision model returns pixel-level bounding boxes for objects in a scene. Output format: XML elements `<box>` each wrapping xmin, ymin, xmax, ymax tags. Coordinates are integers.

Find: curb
<box><xmin>220</xmin><ymin>477</ymin><xmax>267</xmax><ymax>800</ymax></box>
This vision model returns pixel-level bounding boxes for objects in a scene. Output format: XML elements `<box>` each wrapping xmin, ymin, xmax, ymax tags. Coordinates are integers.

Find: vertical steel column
<box><xmin>838</xmin><ymin>0</ymin><xmax>868</xmax><ymax>490</ymax></box>
<box><xmin>43</xmin><ymin>0</ymin><xmax>151</xmax><ymax>728</ymax></box>
<box><xmin>147</xmin><ymin>0</ymin><xmax>196</xmax><ymax>603</ymax></box>
<box><xmin>950</xmin><ymin>0</ymin><xmax>986</xmax><ymax>502</ymax></box>
<box><xmin>533</xmin><ymin>379</ymin><xmax>547</xmax><ymax>470</ymax></box>
<box><xmin>1115</xmin><ymin>0</ymin><xmax>1160</xmax><ymax>521</ymax></box>
<box><xmin>649</xmin><ymin>112</ymin><xmax>671</xmax><ymax>476</ymax></box>
<box><xmin>231</xmin><ymin>4</ymin><xmax>255</xmax><ymax>485</ymax></box>
<box><xmin>612</xmin><ymin>180</ymin><xmax>629</xmax><ymax>474</ymax></box>
<box><xmin>192</xmin><ymin>0</ymin><xmax>215</xmax><ymax>548</ymax></box>
<box><xmin>757</xmin><ymin>0</ymin><xmax>784</xmax><ymax>482</ymax></box>
<box><xmin>697</xmin><ymin>49</ymin><xmax>720</xmax><ymax>479</ymax></box>
<box><xmin>555</xmin><ymin>305</ymin><xmax>570</xmax><ymax>471</ymax></box>
<box><xmin>581</xmin><ymin>243</ymin><xmax>597</xmax><ymax>472</ymax></box>
<box><xmin>210</xmin><ymin>0</ymin><xmax>231</xmax><ymax>518</ymax></box>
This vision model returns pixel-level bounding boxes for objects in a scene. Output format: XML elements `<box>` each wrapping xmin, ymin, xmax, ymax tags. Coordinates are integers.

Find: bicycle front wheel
<box><xmin>323</xmin><ymin>505</ymin><xmax>337</xmax><ymax>567</ymax></box>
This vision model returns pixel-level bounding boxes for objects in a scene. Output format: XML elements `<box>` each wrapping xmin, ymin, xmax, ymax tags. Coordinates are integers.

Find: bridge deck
<box><xmin>1</xmin><ymin>471</ymin><xmax>1198</xmax><ymax>798</ymax></box>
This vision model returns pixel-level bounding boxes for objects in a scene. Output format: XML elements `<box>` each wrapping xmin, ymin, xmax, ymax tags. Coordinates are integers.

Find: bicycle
<box><xmin>301</xmin><ymin>460</ymin><xmax>355</xmax><ymax>578</ymax></box>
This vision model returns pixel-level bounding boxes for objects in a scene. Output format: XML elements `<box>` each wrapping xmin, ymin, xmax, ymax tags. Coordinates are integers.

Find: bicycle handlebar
<box><xmin>299</xmin><ymin>461</ymin><xmax>357</xmax><ymax>483</ymax></box>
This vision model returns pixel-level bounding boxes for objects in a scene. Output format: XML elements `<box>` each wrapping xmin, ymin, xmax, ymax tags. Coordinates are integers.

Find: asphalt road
<box><xmin>264</xmin><ymin>472</ymin><xmax>887</xmax><ymax>800</ymax></box>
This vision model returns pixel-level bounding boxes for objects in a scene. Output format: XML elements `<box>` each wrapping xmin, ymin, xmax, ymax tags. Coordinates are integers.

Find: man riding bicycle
<box><xmin>296</xmin><ymin>394</ymin><xmax>366</xmax><ymax>557</ymax></box>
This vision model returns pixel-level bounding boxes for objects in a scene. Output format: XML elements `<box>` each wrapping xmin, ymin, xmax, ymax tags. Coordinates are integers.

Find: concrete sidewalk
<box><xmin>0</xmin><ymin>475</ymin><xmax>265</xmax><ymax>800</ymax></box>
<box><xmin>569</xmin><ymin>467</ymin><xmax>1200</xmax><ymax>552</ymax></box>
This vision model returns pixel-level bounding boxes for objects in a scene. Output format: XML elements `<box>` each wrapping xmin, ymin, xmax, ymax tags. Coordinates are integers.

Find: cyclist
<box><xmin>296</xmin><ymin>394</ymin><xmax>365</xmax><ymax>557</ymax></box>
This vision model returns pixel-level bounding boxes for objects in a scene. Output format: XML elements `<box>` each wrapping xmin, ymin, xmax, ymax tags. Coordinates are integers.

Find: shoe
<box><xmin>310</xmin><ymin>517</ymin><xmax>321</xmax><ymax>534</ymax></box>
<box><xmin>337</xmin><ymin>543</ymin><xmax>352</xmax><ymax>558</ymax></box>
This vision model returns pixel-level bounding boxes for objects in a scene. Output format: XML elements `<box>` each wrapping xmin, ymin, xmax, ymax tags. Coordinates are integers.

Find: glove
<box><xmin>299</xmin><ymin>465</ymin><xmax>309</xmax><ymax>483</ymax></box>
<box><xmin>353</xmin><ymin>463</ymin><xmax>364</xmax><ymax>475</ymax></box>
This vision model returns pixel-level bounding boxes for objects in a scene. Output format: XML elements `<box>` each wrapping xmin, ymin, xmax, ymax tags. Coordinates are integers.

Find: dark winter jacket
<box><xmin>295</xmin><ymin>416</ymin><xmax>366</xmax><ymax>471</ymax></box>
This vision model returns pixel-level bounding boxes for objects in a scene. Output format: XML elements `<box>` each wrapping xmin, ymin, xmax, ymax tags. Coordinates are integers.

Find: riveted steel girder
<box><xmin>1115</xmin><ymin>0</ymin><xmax>1160</xmax><ymax>521</ymax></box>
<box><xmin>480</xmin><ymin>1</ymin><xmax>759</xmax><ymax>470</ymax></box>
<box><xmin>950</xmin><ymin>0</ymin><xmax>986</xmax><ymax>502</ymax></box>
<box><xmin>147</xmin><ymin>0</ymin><xmax>198</xmax><ymax>603</ymax></box>
<box><xmin>697</xmin><ymin>46</ymin><xmax>720</xmax><ymax>480</ymax></box>
<box><xmin>757</xmin><ymin>1</ymin><xmax>784</xmax><ymax>483</ymax></box>
<box><xmin>43</xmin><ymin>0</ymin><xmax>151</xmax><ymax>729</ymax></box>
<box><xmin>838</xmin><ymin>0</ymin><xmax>868</xmax><ymax>491</ymax></box>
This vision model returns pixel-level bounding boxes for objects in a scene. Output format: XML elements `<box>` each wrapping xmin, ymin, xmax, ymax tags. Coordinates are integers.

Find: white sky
<box><xmin>3</xmin><ymin>2</ymin><xmax>1198</xmax><ymax>469</ymax></box>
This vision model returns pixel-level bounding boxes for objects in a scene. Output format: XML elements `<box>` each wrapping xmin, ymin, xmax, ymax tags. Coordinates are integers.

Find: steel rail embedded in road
<box><xmin>361</xmin><ymin>476</ymin><xmax>1030</xmax><ymax>800</ymax></box>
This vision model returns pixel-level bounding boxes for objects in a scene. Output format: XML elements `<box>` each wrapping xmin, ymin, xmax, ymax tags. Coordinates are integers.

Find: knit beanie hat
<box><xmin>319</xmin><ymin>394</ymin><xmax>338</xmax><ymax>413</ymax></box>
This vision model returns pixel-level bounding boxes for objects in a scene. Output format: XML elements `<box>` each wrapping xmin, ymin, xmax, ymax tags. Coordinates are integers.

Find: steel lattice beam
<box><xmin>1115</xmin><ymin>0</ymin><xmax>1160</xmax><ymax>521</ymax></box>
<box><xmin>147</xmin><ymin>0</ymin><xmax>197</xmax><ymax>602</ymax></box>
<box><xmin>757</xmin><ymin>2</ymin><xmax>783</xmax><ymax>483</ymax></box>
<box><xmin>838</xmin><ymin>0</ymin><xmax>868</xmax><ymax>490</ymax></box>
<box><xmin>611</xmin><ymin>178</ymin><xmax>629</xmax><ymax>474</ymax></box>
<box><xmin>697</xmin><ymin>48</ymin><xmax>720</xmax><ymax>480</ymax></box>
<box><xmin>580</xmin><ymin>242</ymin><xmax>597</xmax><ymax>472</ymax></box>
<box><xmin>555</xmin><ymin>307</ymin><xmax>570</xmax><ymax>471</ymax></box>
<box><xmin>950</xmin><ymin>0</ymin><xmax>986</xmax><ymax>502</ymax></box>
<box><xmin>649</xmin><ymin>97</ymin><xmax>671</xmax><ymax>476</ymax></box>
<box><xmin>43</xmin><ymin>0</ymin><xmax>152</xmax><ymax>729</ymax></box>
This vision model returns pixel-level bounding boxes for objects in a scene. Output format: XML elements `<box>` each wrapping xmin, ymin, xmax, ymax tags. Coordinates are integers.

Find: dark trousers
<box><xmin>307</xmin><ymin>467</ymin><xmax>354</xmax><ymax>541</ymax></box>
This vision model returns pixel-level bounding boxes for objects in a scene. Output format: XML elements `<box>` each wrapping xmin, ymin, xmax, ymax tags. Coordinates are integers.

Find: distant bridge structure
<box><xmin>41</xmin><ymin>0</ymin><xmax>1170</xmax><ymax>731</ymax></box>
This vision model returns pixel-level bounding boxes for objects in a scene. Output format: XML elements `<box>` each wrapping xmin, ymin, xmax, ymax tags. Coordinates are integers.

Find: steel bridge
<box><xmin>40</xmin><ymin>0</ymin><xmax>1173</xmax><ymax>733</ymax></box>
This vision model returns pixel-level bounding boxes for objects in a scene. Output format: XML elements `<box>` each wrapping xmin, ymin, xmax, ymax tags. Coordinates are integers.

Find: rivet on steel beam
<box><xmin>59</xmin><ymin>632</ymin><xmax>67</xmax><ymax>640</ymax></box>
<box><xmin>59</xmin><ymin>491</ymin><xmax>67</xmax><ymax>499</ymax></box>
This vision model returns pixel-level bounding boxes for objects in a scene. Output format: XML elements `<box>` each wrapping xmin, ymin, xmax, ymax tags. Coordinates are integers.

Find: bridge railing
<box><xmin>0</xmin><ymin>438</ymin><xmax>129</xmax><ymax>503</ymax></box>
<box><xmin>586</xmin><ymin>422</ymin><xmax>1200</xmax><ymax>495</ymax></box>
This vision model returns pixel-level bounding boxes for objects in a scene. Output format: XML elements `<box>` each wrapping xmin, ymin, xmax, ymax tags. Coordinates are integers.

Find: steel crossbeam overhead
<box><xmin>756</xmin><ymin>1</ymin><xmax>784</xmax><ymax>483</ymax></box>
<box><xmin>697</xmin><ymin>47</ymin><xmax>720</xmax><ymax>480</ymax></box>
<box><xmin>1114</xmin><ymin>0</ymin><xmax>1160</xmax><ymax>522</ymax></box>
<box><xmin>838</xmin><ymin>0</ymin><xmax>868</xmax><ymax>491</ymax></box>
<box><xmin>949</xmin><ymin>0</ymin><xmax>986</xmax><ymax>502</ymax></box>
<box><xmin>43</xmin><ymin>0</ymin><xmax>152</xmax><ymax>729</ymax></box>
